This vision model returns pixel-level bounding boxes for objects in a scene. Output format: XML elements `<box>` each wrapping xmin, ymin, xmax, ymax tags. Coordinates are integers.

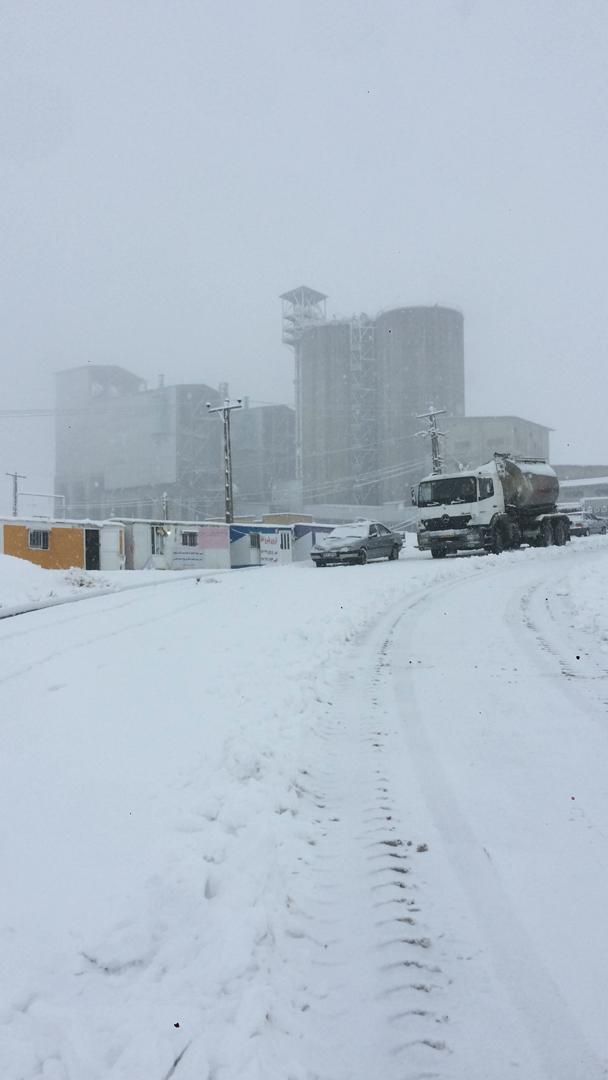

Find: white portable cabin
<box><xmin>120</xmin><ymin>518</ymin><xmax>336</xmax><ymax>571</ymax></box>
<box><xmin>229</xmin><ymin>523</ymin><xmax>292</xmax><ymax>567</ymax></box>
<box><xmin>123</xmin><ymin>520</ymin><xmax>231</xmax><ymax>570</ymax></box>
<box><xmin>173</xmin><ymin>523</ymin><xmax>231</xmax><ymax>570</ymax></box>
<box><xmin>124</xmin><ymin>521</ymin><xmax>169</xmax><ymax>570</ymax></box>
<box><xmin>291</xmin><ymin>521</ymin><xmax>336</xmax><ymax>561</ymax></box>
<box><xmin>228</xmin><ymin>521</ymin><xmax>337</xmax><ymax>567</ymax></box>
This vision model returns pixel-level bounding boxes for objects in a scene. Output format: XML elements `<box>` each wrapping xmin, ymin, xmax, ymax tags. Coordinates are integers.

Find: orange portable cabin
<box><xmin>0</xmin><ymin>518</ymin><xmax>125</xmax><ymax>571</ymax></box>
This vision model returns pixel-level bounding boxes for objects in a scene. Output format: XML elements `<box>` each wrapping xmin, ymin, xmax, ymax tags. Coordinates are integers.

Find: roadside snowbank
<box><xmin>0</xmin><ymin>553</ymin><xmax>225</xmax><ymax>615</ymax></box>
<box><xmin>0</xmin><ymin>553</ymin><xmax>116</xmax><ymax>610</ymax></box>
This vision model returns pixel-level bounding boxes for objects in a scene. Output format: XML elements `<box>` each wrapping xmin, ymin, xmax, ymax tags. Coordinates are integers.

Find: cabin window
<box><xmin>29</xmin><ymin>529</ymin><xmax>50</xmax><ymax>550</ymax></box>
<box><xmin>479</xmin><ymin>478</ymin><xmax>494</xmax><ymax>499</ymax></box>
<box><xmin>181</xmin><ymin>531</ymin><xmax>197</xmax><ymax>547</ymax></box>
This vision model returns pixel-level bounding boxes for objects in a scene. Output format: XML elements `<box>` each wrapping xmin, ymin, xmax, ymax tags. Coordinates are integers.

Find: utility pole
<box><xmin>416</xmin><ymin>408</ymin><xmax>446</xmax><ymax>474</ymax></box>
<box><xmin>206</xmin><ymin>398</ymin><xmax>243</xmax><ymax>523</ymax></box>
<box><xmin>5</xmin><ymin>472</ymin><xmax>26</xmax><ymax>517</ymax></box>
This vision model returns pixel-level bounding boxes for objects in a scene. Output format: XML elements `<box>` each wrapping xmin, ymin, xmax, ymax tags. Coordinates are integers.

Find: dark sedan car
<box><xmin>310</xmin><ymin>521</ymin><xmax>403</xmax><ymax>567</ymax></box>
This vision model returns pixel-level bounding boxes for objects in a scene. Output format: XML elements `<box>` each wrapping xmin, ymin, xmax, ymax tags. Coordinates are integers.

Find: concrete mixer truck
<box><xmin>414</xmin><ymin>453</ymin><xmax>571</xmax><ymax>558</ymax></box>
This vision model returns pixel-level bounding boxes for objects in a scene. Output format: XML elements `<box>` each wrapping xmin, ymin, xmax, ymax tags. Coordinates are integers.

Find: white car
<box><xmin>568</xmin><ymin>511</ymin><xmax>607</xmax><ymax>537</ymax></box>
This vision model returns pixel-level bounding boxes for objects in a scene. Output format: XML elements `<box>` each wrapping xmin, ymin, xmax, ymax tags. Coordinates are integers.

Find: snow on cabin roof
<box><xmin>0</xmin><ymin>517</ymin><xmax>124</xmax><ymax>527</ymax></box>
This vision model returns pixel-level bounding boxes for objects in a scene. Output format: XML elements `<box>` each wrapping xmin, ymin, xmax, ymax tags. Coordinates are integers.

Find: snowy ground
<box><xmin>0</xmin><ymin>553</ymin><xmax>216</xmax><ymax>616</ymax></box>
<box><xmin>1</xmin><ymin>539</ymin><xmax>608</xmax><ymax>1079</ymax></box>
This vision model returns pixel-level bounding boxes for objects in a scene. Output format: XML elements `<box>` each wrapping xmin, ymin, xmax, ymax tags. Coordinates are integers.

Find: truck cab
<box><xmin>416</xmin><ymin>463</ymin><xmax>504</xmax><ymax>557</ymax></box>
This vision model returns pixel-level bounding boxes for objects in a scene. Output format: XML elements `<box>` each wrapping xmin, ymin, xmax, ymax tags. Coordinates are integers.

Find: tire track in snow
<box><xmin>516</xmin><ymin>562</ymin><xmax>608</xmax><ymax>708</ymax></box>
<box><xmin>387</xmin><ymin>564</ymin><xmax>608</xmax><ymax>1080</ymax></box>
<box><xmin>276</xmin><ymin>602</ymin><xmax>456</xmax><ymax>1080</ymax></box>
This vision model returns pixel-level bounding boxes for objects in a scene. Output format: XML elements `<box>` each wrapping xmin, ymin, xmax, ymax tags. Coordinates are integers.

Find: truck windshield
<box><xmin>418</xmin><ymin>476</ymin><xmax>477</xmax><ymax>507</ymax></box>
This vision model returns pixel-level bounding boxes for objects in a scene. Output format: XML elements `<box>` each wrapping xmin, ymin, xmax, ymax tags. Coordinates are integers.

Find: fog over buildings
<box><xmin>51</xmin><ymin>292</ymin><xmax>551</xmax><ymax>524</ymax></box>
<box><xmin>2</xmin><ymin>1</ymin><xmax>608</xmax><ymax>515</ymax></box>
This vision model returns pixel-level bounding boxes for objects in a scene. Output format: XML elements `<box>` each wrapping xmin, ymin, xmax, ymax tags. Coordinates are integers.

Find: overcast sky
<box><xmin>2</xmin><ymin>0</ymin><xmax>608</xmax><ymax>511</ymax></box>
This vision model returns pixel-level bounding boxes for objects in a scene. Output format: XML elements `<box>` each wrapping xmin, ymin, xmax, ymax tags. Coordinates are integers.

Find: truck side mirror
<box><xmin>411</xmin><ymin>486</ymin><xmax>418</xmax><ymax>506</ymax></box>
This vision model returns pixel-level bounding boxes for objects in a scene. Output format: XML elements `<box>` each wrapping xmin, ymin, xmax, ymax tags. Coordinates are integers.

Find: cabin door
<box><xmin>85</xmin><ymin>528</ymin><xmax>100</xmax><ymax>570</ymax></box>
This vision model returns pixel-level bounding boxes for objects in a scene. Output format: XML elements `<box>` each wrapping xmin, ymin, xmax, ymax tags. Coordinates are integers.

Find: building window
<box><xmin>181</xmin><ymin>531</ymin><xmax>197</xmax><ymax>547</ymax></box>
<box><xmin>250</xmin><ymin>533</ymin><xmax>260</xmax><ymax>549</ymax></box>
<box><xmin>280</xmin><ymin>532</ymin><xmax>291</xmax><ymax>550</ymax></box>
<box><xmin>29</xmin><ymin>529</ymin><xmax>50</xmax><ymax>550</ymax></box>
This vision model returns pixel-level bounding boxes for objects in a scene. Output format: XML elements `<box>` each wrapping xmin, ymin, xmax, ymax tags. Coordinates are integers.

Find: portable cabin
<box><xmin>0</xmin><ymin>518</ymin><xmax>125</xmax><ymax>571</ymax></box>
<box><xmin>172</xmin><ymin>523</ymin><xmax>231</xmax><ymax>570</ymax></box>
<box><xmin>229</xmin><ymin>523</ymin><xmax>290</xmax><ymax>567</ymax></box>
<box><xmin>122</xmin><ymin>519</ymin><xmax>231</xmax><ymax>570</ymax></box>
<box><xmin>124</xmin><ymin>520</ymin><xmax>171</xmax><ymax>570</ymax></box>
<box><xmin>291</xmin><ymin>521</ymin><xmax>336</xmax><ymax>561</ymax></box>
<box><xmin>228</xmin><ymin>521</ymin><xmax>337</xmax><ymax>567</ymax></box>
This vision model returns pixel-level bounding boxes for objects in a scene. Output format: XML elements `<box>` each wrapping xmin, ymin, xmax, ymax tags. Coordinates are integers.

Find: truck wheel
<box><xmin>552</xmin><ymin>520</ymin><xmax>567</xmax><ymax>546</ymax></box>
<box><xmin>315</xmin><ymin>561</ymin><xmax>326</xmax><ymax>568</ymax></box>
<box><xmin>491</xmin><ymin>526</ymin><xmax>505</xmax><ymax>554</ymax></box>
<box><xmin>431</xmin><ymin>547</ymin><xmax>446</xmax><ymax>559</ymax></box>
<box><xmin>540</xmin><ymin>521</ymin><xmax>553</xmax><ymax>546</ymax></box>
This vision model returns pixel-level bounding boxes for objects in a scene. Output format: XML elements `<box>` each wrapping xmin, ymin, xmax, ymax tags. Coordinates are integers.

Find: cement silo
<box><xmin>298</xmin><ymin>318</ymin><xmax>377</xmax><ymax>505</ymax></box>
<box><xmin>374</xmin><ymin>306</ymin><xmax>464</xmax><ymax>502</ymax></box>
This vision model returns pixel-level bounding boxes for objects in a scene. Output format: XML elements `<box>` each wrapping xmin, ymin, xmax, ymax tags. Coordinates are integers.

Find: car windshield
<box><xmin>329</xmin><ymin>524</ymin><xmax>368</xmax><ymax>539</ymax></box>
<box><xmin>418</xmin><ymin>476</ymin><xmax>478</xmax><ymax>507</ymax></box>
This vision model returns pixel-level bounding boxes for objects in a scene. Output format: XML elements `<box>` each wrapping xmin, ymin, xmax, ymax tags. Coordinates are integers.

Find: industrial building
<box><xmin>375</xmin><ymin>305</ymin><xmax>465</xmax><ymax>501</ymax></box>
<box><xmin>554</xmin><ymin>465</ymin><xmax>608</xmax><ymax>514</ymax></box>
<box><xmin>231</xmin><ymin>401</ymin><xmax>296</xmax><ymax>518</ymax></box>
<box><xmin>443</xmin><ymin>416</ymin><xmax>551</xmax><ymax>471</ymax></box>
<box><xmin>281</xmin><ymin>287</ymin><xmax>465</xmax><ymax>505</ymax></box>
<box><xmin>55</xmin><ymin>365</ymin><xmax>225</xmax><ymax>520</ymax></box>
<box><xmin>296</xmin><ymin>317</ymin><xmax>377</xmax><ymax>504</ymax></box>
<box><xmin>55</xmin><ymin>366</ymin><xmax>296</xmax><ymax>521</ymax></box>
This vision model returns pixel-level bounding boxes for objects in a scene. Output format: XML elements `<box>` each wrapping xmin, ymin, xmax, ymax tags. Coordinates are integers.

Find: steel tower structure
<box><xmin>280</xmin><ymin>286</ymin><xmax>327</xmax><ymax>481</ymax></box>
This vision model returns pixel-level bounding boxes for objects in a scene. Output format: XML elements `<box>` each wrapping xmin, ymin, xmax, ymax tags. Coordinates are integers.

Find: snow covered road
<box><xmin>1</xmin><ymin>543</ymin><xmax>607</xmax><ymax>1079</ymax></box>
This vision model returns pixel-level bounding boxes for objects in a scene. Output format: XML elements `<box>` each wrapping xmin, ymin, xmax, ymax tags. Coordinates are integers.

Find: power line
<box><xmin>299</xmin><ymin>459</ymin><xmax>426</xmax><ymax>500</ymax></box>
